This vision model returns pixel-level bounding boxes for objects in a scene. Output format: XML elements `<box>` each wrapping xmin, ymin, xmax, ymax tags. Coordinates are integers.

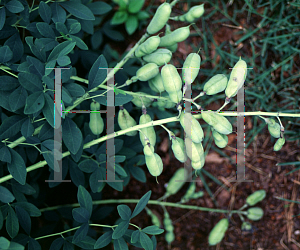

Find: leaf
<box><xmin>88</xmin><ymin>54</ymin><xmax>108</xmax><ymax>91</ymax></box>
<box><xmin>139</xmin><ymin>232</ymin><xmax>153</xmax><ymax>250</ymax></box>
<box><xmin>6</xmin><ymin>206</ymin><xmax>19</xmax><ymax>238</ymax></box>
<box><xmin>131</xmin><ymin>191</ymin><xmax>151</xmax><ymax>219</ymax></box>
<box><xmin>0</xmin><ymin>237</ymin><xmax>10</xmax><ymax>249</ymax></box>
<box><xmin>115</xmin><ymin>92</ymin><xmax>133</xmax><ymax>106</ymax></box>
<box><xmin>131</xmin><ymin>230</ymin><xmax>140</xmax><ymax>243</ymax></box>
<box><xmin>87</xmin><ymin>2</ymin><xmax>112</xmax><ymax>15</ymax></box>
<box><xmin>4</xmin><ymin>33</ymin><xmax>24</xmax><ymax>63</ymax></box>
<box><xmin>151</xmin><ymin>235</ymin><xmax>157</xmax><ymax>250</ymax></box>
<box><xmin>77</xmin><ymin>185</ymin><xmax>93</xmax><ymax>216</ymax></box>
<box><xmin>13</xmin><ymin>202</ymin><xmax>41</xmax><ymax>217</ymax></box>
<box><xmin>62</xmin><ymin>117</ymin><xmax>83</xmax><ymax>155</ymax></box>
<box><xmin>117</xmin><ymin>205</ymin><xmax>131</xmax><ymax>220</ymax></box>
<box><xmin>57</xmin><ymin>55</ymin><xmax>71</xmax><ymax>66</ymax></box>
<box><xmin>68</xmin><ymin>160</ymin><xmax>85</xmax><ymax>187</ymax></box>
<box><xmin>67</xmin><ymin>20</ymin><xmax>81</xmax><ymax>34</ymax></box>
<box><xmin>0</xmin><ymin>146</ymin><xmax>12</xmax><ymax>164</ymax></box>
<box><xmin>113</xmin><ymin>237</ymin><xmax>128</xmax><ymax>250</ymax></box>
<box><xmin>8</xmin><ymin>87</ymin><xmax>27</xmax><ymax>112</ymax></box>
<box><xmin>141</xmin><ymin>225</ymin><xmax>164</xmax><ymax>235</ymax></box>
<box><xmin>24</xmin><ymin>91</ymin><xmax>45</xmax><ymax>114</ymax></box>
<box><xmin>27</xmin><ymin>56</ymin><xmax>45</xmax><ymax>78</ymax></box>
<box><xmin>73</xmin><ymin>236</ymin><xmax>95</xmax><ymax>249</ymax></box>
<box><xmin>0</xmin><ymin>76</ymin><xmax>19</xmax><ymax>91</ymax></box>
<box><xmin>50</xmin><ymin>2</ymin><xmax>66</xmax><ymax>24</ymax></box>
<box><xmin>90</xmin><ymin>30</ymin><xmax>103</xmax><ymax>50</ymax></box>
<box><xmin>94</xmin><ymin>230</ymin><xmax>113</xmax><ymax>248</ymax></box>
<box><xmin>128</xmin><ymin>166</ymin><xmax>146</xmax><ymax>183</ymax></box>
<box><xmin>39</xmin><ymin>1</ymin><xmax>52</xmax><ymax>23</ymax></box>
<box><xmin>59</xmin><ymin>2</ymin><xmax>95</xmax><ymax>20</ymax></box>
<box><xmin>15</xmin><ymin>206</ymin><xmax>31</xmax><ymax>235</ymax></box>
<box><xmin>115</xmin><ymin>164</ymin><xmax>127</xmax><ymax>177</ymax></box>
<box><xmin>49</xmin><ymin>238</ymin><xmax>64</xmax><ymax>250</ymax></box>
<box><xmin>42</xmin><ymin>93</ymin><xmax>55</xmax><ymax>128</ymax></box>
<box><xmin>28</xmin><ymin>238</ymin><xmax>41</xmax><ymax>250</ymax></box>
<box><xmin>0</xmin><ymin>8</ymin><xmax>6</xmax><ymax>30</ymax></box>
<box><xmin>36</xmin><ymin>22</ymin><xmax>56</xmax><ymax>38</ymax></box>
<box><xmin>64</xmin><ymin>83</ymin><xmax>85</xmax><ymax>97</ymax></box>
<box><xmin>63</xmin><ymin>241</ymin><xmax>74</xmax><ymax>250</ymax></box>
<box><xmin>47</xmin><ymin>41</ymin><xmax>76</xmax><ymax>62</ymax></box>
<box><xmin>112</xmin><ymin>220</ymin><xmax>130</xmax><ymax>239</ymax></box>
<box><xmin>78</xmin><ymin>159</ymin><xmax>98</xmax><ymax>173</ymax></box>
<box><xmin>0</xmin><ymin>186</ymin><xmax>15</xmax><ymax>203</ymax></box>
<box><xmin>89</xmin><ymin>168</ymin><xmax>105</xmax><ymax>193</ymax></box>
<box><xmin>18</xmin><ymin>72</ymin><xmax>43</xmax><ymax>92</ymax></box>
<box><xmin>0</xmin><ymin>45</ymin><xmax>13</xmax><ymax>63</ymax></box>
<box><xmin>72</xmin><ymin>223</ymin><xmax>89</xmax><ymax>244</ymax></box>
<box><xmin>5</xmin><ymin>0</ymin><xmax>24</xmax><ymax>13</ymax></box>
<box><xmin>7</xmin><ymin>148</ymin><xmax>27</xmax><ymax>185</ymax></box>
<box><xmin>72</xmin><ymin>207</ymin><xmax>90</xmax><ymax>223</ymax></box>
<box><xmin>69</xmin><ymin>35</ymin><xmax>88</xmax><ymax>50</ymax></box>
<box><xmin>55</xmin><ymin>22</ymin><xmax>68</xmax><ymax>35</ymax></box>
<box><xmin>111</xmin><ymin>11</ymin><xmax>128</xmax><ymax>25</ymax></box>
<box><xmin>128</xmin><ymin>0</ymin><xmax>144</xmax><ymax>13</ymax></box>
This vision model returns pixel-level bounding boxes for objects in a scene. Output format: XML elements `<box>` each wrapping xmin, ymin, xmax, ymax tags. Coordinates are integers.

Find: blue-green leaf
<box><xmin>128</xmin><ymin>0</ymin><xmax>144</xmax><ymax>13</ymax></box>
<box><xmin>25</xmin><ymin>37</ymin><xmax>46</xmax><ymax>62</ymax></box>
<box><xmin>47</xmin><ymin>41</ymin><xmax>76</xmax><ymax>62</ymax></box>
<box><xmin>117</xmin><ymin>205</ymin><xmax>131</xmax><ymax>220</ymax></box>
<box><xmin>141</xmin><ymin>225</ymin><xmax>164</xmax><ymax>235</ymax></box>
<box><xmin>77</xmin><ymin>186</ymin><xmax>93</xmax><ymax>216</ymax></box>
<box><xmin>0</xmin><ymin>45</ymin><xmax>13</xmax><ymax>63</ymax></box>
<box><xmin>24</xmin><ymin>91</ymin><xmax>45</xmax><ymax>114</ymax></box>
<box><xmin>139</xmin><ymin>232</ymin><xmax>153</xmax><ymax>250</ymax></box>
<box><xmin>50</xmin><ymin>2</ymin><xmax>66</xmax><ymax>24</ymax></box>
<box><xmin>28</xmin><ymin>238</ymin><xmax>41</xmax><ymax>250</ymax></box>
<box><xmin>7</xmin><ymin>148</ymin><xmax>27</xmax><ymax>185</ymax></box>
<box><xmin>21</xmin><ymin>118</ymin><xmax>34</xmax><ymax>138</ymax></box>
<box><xmin>36</xmin><ymin>22</ymin><xmax>56</xmax><ymax>38</ymax></box>
<box><xmin>63</xmin><ymin>240</ymin><xmax>74</xmax><ymax>250</ymax></box>
<box><xmin>60</xmin><ymin>2</ymin><xmax>95</xmax><ymax>20</ymax></box>
<box><xmin>87</xmin><ymin>2</ymin><xmax>112</xmax><ymax>15</ymax></box>
<box><xmin>0</xmin><ymin>115</ymin><xmax>26</xmax><ymax>140</ymax></box>
<box><xmin>64</xmin><ymin>83</ymin><xmax>85</xmax><ymax>97</ymax></box>
<box><xmin>111</xmin><ymin>11</ymin><xmax>128</xmax><ymax>25</ymax></box>
<box><xmin>9</xmin><ymin>86</ymin><xmax>27</xmax><ymax>112</ymax></box>
<box><xmin>15</xmin><ymin>206</ymin><xmax>31</xmax><ymax>235</ymax></box>
<box><xmin>4</xmin><ymin>33</ymin><xmax>24</xmax><ymax>63</ymax></box>
<box><xmin>69</xmin><ymin>160</ymin><xmax>85</xmax><ymax>187</ymax></box>
<box><xmin>151</xmin><ymin>235</ymin><xmax>157</xmax><ymax>250</ymax></box>
<box><xmin>90</xmin><ymin>30</ymin><xmax>103</xmax><ymax>50</ymax></box>
<box><xmin>0</xmin><ymin>76</ymin><xmax>19</xmax><ymax>91</ymax></box>
<box><xmin>72</xmin><ymin>207</ymin><xmax>90</xmax><ymax>223</ymax></box>
<box><xmin>94</xmin><ymin>230</ymin><xmax>113</xmax><ymax>248</ymax></box>
<box><xmin>57</xmin><ymin>55</ymin><xmax>71</xmax><ymax>66</ymax></box>
<box><xmin>0</xmin><ymin>186</ymin><xmax>15</xmax><ymax>203</ymax></box>
<box><xmin>62</xmin><ymin>117</ymin><xmax>83</xmax><ymax>155</ymax></box>
<box><xmin>0</xmin><ymin>8</ymin><xmax>6</xmax><ymax>30</ymax></box>
<box><xmin>130</xmin><ymin>191</ymin><xmax>151</xmax><ymax>219</ymax></box>
<box><xmin>27</xmin><ymin>56</ymin><xmax>45</xmax><ymax>78</ymax></box>
<box><xmin>66</xmin><ymin>19</ymin><xmax>81</xmax><ymax>34</ymax></box>
<box><xmin>39</xmin><ymin>1</ymin><xmax>52</xmax><ymax>24</ymax></box>
<box><xmin>112</xmin><ymin>220</ymin><xmax>130</xmax><ymax>239</ymax></box>
<box><xmin>113</xmin><ymin>237</ymin><xmax>128</xmax><ymax>250</ymax></box>
<box><xmin>69</xmin><ymin>34</ymin><xmax>88</xmax><ymax>50</ymax></box>
<box><xmin>49</xmin><ymin>238</ymin><xmax>64</xmax><ymax>250</ymax></box>
<box><xmin>78</xmin><ymin>159</ymin><xmax>98</xmax><ymax>173</ymax></box>
<box><xmin>131</xmin><ymin>230</ymin><xmax>140</xmax><ymax>243</ymax></box>
<box><xmin>5</xmin><ymin>0</ymin><xmax>24</xmax><ymax>13</ymax></box>
<box><xmin>89</xmin><ymin>168</ymin><xmax>105</xmax><ymax>193</ymax></box>
<box><xmin>73</xmin><ymin>236</ymin><xmax>95</xmax><ymax>249</ymax></box>
<box><xmin>18</xmin><ymin>72</ymin><xmax>43</xmax><ymax>92</ymax></box>
<box><xmin>6</xmin><ymin>206</ymin><xmax>19</xmax><ymax>238</ymax></box>
<box><xmin>0</xmin><ymin>237</ymin><xmax>10</xmax><ymax>249</ymax></box>
<box><xmin>72</xmin><ymin>223</ymin><xmax>89</xmax><ymax>244</ymax></box>
<box><xmin>88</xmin><ymin>54</ymin><xmax>108</xmax><ymax>90</ymax></box>
<box><xmin>56</xmin><ymin>22</ymin><xmax>68</xmax><ymax>35</ymax></box>
<box><xmin>12</xmin><ymin>202</ymin><xmax>41</xmax><ymax>217</ymax></box>
<box><xmin>125</xmin><ymin>15</ymin><xmax>138</xmax><ymax>35</ymax></box>
<box><xmin>42</xmin><ymin>93</ymin><xmax>55</xmax><ymax>128</ymax></box>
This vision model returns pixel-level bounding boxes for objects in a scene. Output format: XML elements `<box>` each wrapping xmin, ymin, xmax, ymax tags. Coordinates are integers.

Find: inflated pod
<box><xmin>247</xmin><ymin>207</ymin><xmax>264</xmax><ymax>221</ymax></box>
<box><xmin>179</xmin><ymin>112</ymin><xmax>204</xmax><ymax>143</ymax></box>
<box><xmin>161</xmin><ymin>64</ymin><xmax>183</xmax><ymax>104</ymax></box>
<box><xmin>165</xmin><ymin>24</ymin><xmax>178</xmax><ymax>52</ymax></box>
<box><xmin>246</xmin><ymin>189</ymin><xmax>266</xmax><ymax>206</ymax></box>
<box><xmin>165</xmin><ymin>231</ymin><xmax>175</xmax><ymax>244</ymax></box>
<box><xmin>148</xmin><ymin>73</ymin><xmax>165</xmax><ymax>93</ymax></box>
<box><xmin>180</xmin><ymin>182</ymin><xmax>196</xmax><ymax>203</ymax></box>
<box><xmin>203</xmin><ymin>74</ymin><xmax>228</xmax><ymax>95</ymax></box>
<box><xmin>155</xmin><ymin>93</ymin><xmax>176</xmax><ymax>109</ymax></box>
<box><xmin>145</xmin><ymin>153</ymin><xmax>163</xmax><ymax>177</ymax></box>
<box><xmin>202</xmin><ymin>111</ymin><xmax>232</xmax><ymax>135</ymax></box>
<box><xmin>117</xmin><ymin>107</ymin><xmax>137</xmax><ymax>136</ymax></box>
<box><xmin>159</xmin><ymin>25</ymin><xmax>191</xmax><ymax>47</ymax></box>
<box><xmin>212</xmin><ymin>130</ymin><xmax>228</xmax><ymax>148</ymax></box>
<box><xmin>274</xmin><ymin>137</ymin><xmax>285</xmax><ymax>151</ymax></box>
<box><xmin>267</xmin><ymin>119</ymin><xmax>280</xmax><ymax>138</ymax></box>
<box><xmin>89</xmin><ymin>101</ymin><xmax>104</xmax><ymax>135</ymax></box>
<box><xmin>191</xmin><ymin>158</ymin><xmax>205</xmax><ymax>170</ymax></box>
<box><xmin>165</xmin><ymin>167</ymin><xmax>188</xmax><ymax>196</ymax></box>
<box><xmin>135</xmin><ymin>63</ymin><xmax>159</xmax><ymax>82</ymax></box>
<box><xmin>171</xmin><ymin>137</ymin><xmax>187</xmax><ymax>163</ymax></box>
<box><xmin>145</xmin><ymin>207</ymin><xmax>161</xmax><ymax>228</ymax></box>
<box><xmin>135</xmin><ymin>35</ymin><xmax>161</xmax><ymax>57</ymax></box>
<box><xmin>147</xmin><ymin>3</ymin><xmax>172</xmax><ymax>35</ymax></box>
<box><xmin>225</xmin><ymin>58</ymin><xmax>247</xmax><ymax>98</ymax></box>
<box><xmin>185</xmin><ymin>137</ymin><xmax>204</xmax><ymax>164</ymax></box>
<box><xmin>143</xmin><ymin>143</ymin><xmax>155</xmax><ymax>156</ymax></box>
<box><xmin>139</xmin><ymin>113</ymin><xmax>156</xmax><ymax>147</ymax></box>
<box><xmin>176</xmin><ymin>4</ymin><xmax>205</xmax><ymax>22</ymax></box>
<box><xmin>131</xmin><ymin>92</ymin><xmax>152</xmax><ymax>107</ymax></box>
<box><xmin>143</xmin><ymin>48</ymin><xmax>172</xmax><ymax>66</ymax></box>
<box><xmin>208</xmin><ymin>218</ymin><xmax>229</xmax><ymax>246</ymax></box>
<box><xmin>182</xmin><ymin>53</ymin><xmax>201</xmax><ymax>85</ymax></box>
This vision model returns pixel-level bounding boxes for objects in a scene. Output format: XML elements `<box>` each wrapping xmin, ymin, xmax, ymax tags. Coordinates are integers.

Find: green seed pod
<box><xmin>165</xmin><ymin>24</ymin><xmax>178</xmax><ymax>52</ymax></box>
<box><xmin>147</xmin><ymin>3</ymin><xmax>172</xmax><ymax>35</ymax></box>
<box><xmin>148</xmin><ymin>73</ymin><xmax>165</xmax><ymax>93</ymax></box>
<box><xmin>131</xmin><ymin>92</ymin><xmax>152</xmax><ymax>107</ymax></box>
<box><xmin>202</xmin><ymin>111</ymin><xmax>232</xmax><ymax>135</ymax></box>
<box><xmin>181</xmin><ymin>181</ymin><xmax>196</xmax><ymax>203</ymax></box>
<box><xmin>156</xmin><ymin>93</ymin><xmax>176</xmax><ymax>109</ymax></box>
<box><xmin>189</xmin><ymin>190</ymin><xmax>204</xmax><ymax>199</ymax></box>
<box><xmin>161</xmin><ymin>64</ymin><xmax>183</xmax><ymax>104</ymax></box>
<box><xmin>247</xmin><ymin>207</ymin><xmax>264</xmax><ymax>221</ymax></box>
<box><xmin>176</xmin><ymin>4</ymin><xmax>205</xmax><ymax>23</ymax></box>
<box><xmin>165</xmin><ymin>167</ymin><xmax>188</xmax><ymax>196</ymax></box>
<box><xmin>143</xmin><ymin>49</ymin><xmax>172</xmax><ymax>66</ymax></box>
<box><xmin>145</xmin><ymin>153</ymin><xmax>163</xmax><ymax>177</ymax></box>
<box><xmin>163</xmin><ymin>210</ymin><xmax>173</xmax><ymax>232</ymax></box>
<box><xmin>117</xmin><ymin>107</ymin><xmax>137</xmax><ymax>136</ymax></box>
<box><xmin>145</xmin><ymin>207</ymin><xmax>161</xmax><ymax>228</ymax></box>
<box><xmin>274</xmin><ymin>137</ymin><xmax>285</xmax><ymax>151</ymax></box>
<box><xmin>203</xmin><ymin>74</ymin><xmax>228</xmax><ymax>95</ymax></box>
<box><xmin>182</xmin><ymin>53</ymin><xmax>201</xmax><ymax>85</ymax></box>
<box><xmin>135</xmin><ymin>63</ymin><xmax>159</xmax><ymax>82</ymax></box>
<box><xmin>241</xmin><ymin>221</ymin><xmax>252</xmax><ymax>231</ymax></box>
<box><xmin>191</xmin><ymin>159</ymin><xmax>205</xmax><ymax>170</ymax></box>
<box><xmin>143</xmin><ymin>143</ymin><xmax>155</xmax><ymax>156</ymax></box>
<box><xmin>139</xmin><ymin>113</ymin><xmax>156</xmax><ymax>147</ymax></box>
<box><xmin>89</xmin><ymin>102</ymin><xmax>104</xmax><ymax>135</ymax></box>
<box><xmin>159</xmin><ymin>25</ymin><xmax>191</xmax><ymax>47</ymax></box>
<box><xmin>267</xmin><ymin>119</ymin><xmax>280</xmax><ymax>138</ymax></box>
<box><xmin>135</xmin><ymin>35</ymin><xmax>161</xmax><ymax>57</ymax></box>
<box><xmin>208</xmin><ymin>218</ymin><xmax>229</xmax><ymax>246</ymax></box>
<box><xmin>171</xmin><ymin>137</ymin><xmax>187</xmax><ymax>163</ymax></box>
<box><xmin>225</xmin><ymin>58</ymin><xmax>247</xmax><ymax>98</ymax></box>
<box><xmin>185</xmin><ymin>137</ymin><xmax>204</xmax><ymax>164</ymax></box>
<box><xmin>179</xmin><ymin>112</ymin><xmax>204</xmax><ymax>143</ymax></box>
<box><xmin>246</xmin><ymin>189</ymin><xmax>266</xmax><ymax>206</ymax></box>
<box><xmin>212</xmin><ymin>130</ymin><xmax>228</xmax><ymax>148</ymax></box>
<box><xmin>165</xmin><ymin>231</ymin><xmax>175</xmax><ymax>244</ymax></box>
